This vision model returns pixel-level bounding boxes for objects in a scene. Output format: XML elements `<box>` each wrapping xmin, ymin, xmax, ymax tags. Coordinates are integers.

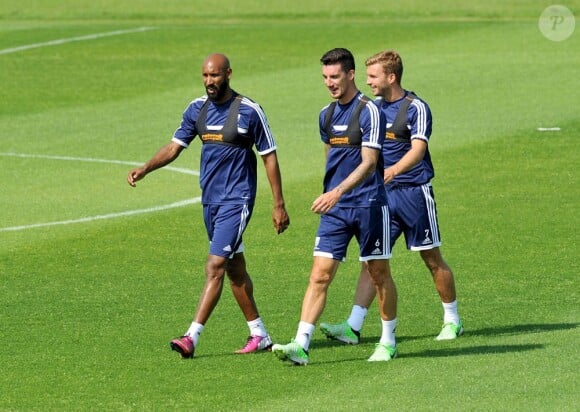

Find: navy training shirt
<box><xmin>319</xmin><ymin>92</ymin><xmax>387</xmax><ymax>207</ymax></box>
<box><xmin>172</xmin><ymin>93</ymin><xmax>277</xmax><ymax>205</ymax></box>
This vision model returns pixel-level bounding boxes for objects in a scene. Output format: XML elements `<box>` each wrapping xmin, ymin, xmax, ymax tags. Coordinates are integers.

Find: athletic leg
<box><xmin>226</xmin><ymin>252</ymin><xmax>259</xmax><ymax>321</ymax></box>
<box><xmin>193</xmin><ymin>253</ymin><xmax>228</xmax><ymax>324</ymax></box>
<box><xmin>366</xmin><ymin>258</ymin><xmax>398</xmax><ymax>361</ymax></box>
<box><xmin>420</xmin><ymin>247</ymin><xmax>456</xmax><ymax>304</ymax></box>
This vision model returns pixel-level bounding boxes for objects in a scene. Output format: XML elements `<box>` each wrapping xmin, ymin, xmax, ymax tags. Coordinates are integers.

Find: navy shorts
<box><xmin>387</xmin><ymin>183</ymin><xmax>442</xmax><ymax>251</ymax></box>
<box><xmin>313</xmin><ymin>205</ymin><xmax>392</xmax><ymax>262</ymax></box>
<box><xmin>203</xmin><ymin>203</ymin><xmax>253</xmax><ymax>258</ymax></box>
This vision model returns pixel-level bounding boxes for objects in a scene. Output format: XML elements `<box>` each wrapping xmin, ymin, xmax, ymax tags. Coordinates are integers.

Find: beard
<box><xmin>206</xmin><ymin>80</ymin><xmax>229</xmax><ymax>102</ymax></box>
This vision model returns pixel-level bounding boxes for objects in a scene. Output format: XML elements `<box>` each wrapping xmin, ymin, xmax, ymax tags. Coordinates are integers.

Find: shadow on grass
<box><xmin>462</xmin><ymin>322</ymin><xmax>578</xmax><ymax>337</ymax></box>
<box><xmin>307</xmin><ymin>343</ymin><xmax>545</xmax><ymax>366</ymax></box>
<box><xmin>345</xmin><ymin>322</ymin><xmax>579</xmax><ymax>346</ymax></box>
<box><xmin>400</xmin><ymin>343</ymin><xmax>544</xmax><ymax>359</ymax></box>
<box><xmin>306</xmin><ymin>322</ymin><xmax>578</xmax><ymax>363</ymax></box>
<box><xmin>189</xmin><ymin>323</ymin><xmax>577</xmax><ymax>362</ymax></box>
<box><xmin>312</xmin><ymin>333</ymin><xmax>430</xmax><ymax>348</ymax></box>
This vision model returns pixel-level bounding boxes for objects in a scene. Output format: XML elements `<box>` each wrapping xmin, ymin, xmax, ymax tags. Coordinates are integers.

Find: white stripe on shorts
<box><xmin>383</xmin><ymin>205</ymin><xmax>391</xmax><ymax>257</ymax></box>
<box><xmin>361</xmin><ymin>205</ymin><xmax>392</xmax><ymax>261</ymax></box>
<box><xmin>234</xmin><ymin>204</ymin><xmax>250</xmax><ymax>255</ymax></box>
<box><xmin>421</xmin><ymin>183</ymin><xmax>440</xmax><ymax>245</ymax></box>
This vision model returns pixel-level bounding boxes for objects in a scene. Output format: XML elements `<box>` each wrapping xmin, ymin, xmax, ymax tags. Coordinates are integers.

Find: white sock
<box><xmin>295</xmin><ymin>321</ymin><xmax>315</xmax><ymax>351</ymax></box>
<box><xmin>185</xmin><ymin>322</ymin><xmax>204</xmax><ymax>347</ymax></box>
<box><xmin>380</xmin><ymin>318</ymin><xmax>397</xmax><ymax>347</ymax></box>
<box><xmin>442</xmin><ymin>300</ymin><xmax>460</xmax><ymax>325</ymax></box>
<box><xmin>347</xmin><ymin>305</ymin><xmax>368</xmax><ymax>332</ymax></box>
<box><xmin>247</xmin><ymin>317</ymin><xmax>267</xmax><ymax>337</ymax></box>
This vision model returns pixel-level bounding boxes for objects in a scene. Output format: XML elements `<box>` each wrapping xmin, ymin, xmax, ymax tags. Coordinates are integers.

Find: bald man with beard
<box><xmin>128</xmin><ymin>53</ymin><xmax>290</xmax><ymax>359</ymax></box>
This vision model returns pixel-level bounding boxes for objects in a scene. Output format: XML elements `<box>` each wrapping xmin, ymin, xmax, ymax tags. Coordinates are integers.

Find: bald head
<box><xmin>202</xmin><ymin>53</ymin><xmax>232</xmax><ymax>103</ymax></box>
<box><xmin>203</xmin><ymin>53</ymin><xmax>230</xmax><ymax>72</ymax></box>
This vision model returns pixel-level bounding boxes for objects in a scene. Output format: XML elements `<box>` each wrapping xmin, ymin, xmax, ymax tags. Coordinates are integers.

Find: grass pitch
<box><xmin>1</xmin><ymin>1</ymin><xmax>578</xmax><ymax>410</ymax></box>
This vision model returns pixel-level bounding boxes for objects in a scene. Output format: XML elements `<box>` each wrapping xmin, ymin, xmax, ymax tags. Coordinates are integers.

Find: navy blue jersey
<box><xmin>375</xmin><ymin>91</ymin><xmax>434</xmax><ymax>185</ymax></box>
<box><xmin>172</xmin><ymin>93</ymin><xmax>277</xmax><ymax>205</ymax></box>
<box><xmin>319</xmin><ymin>92</ymin><xmax>387</xmax><ymax>207</ymax></box>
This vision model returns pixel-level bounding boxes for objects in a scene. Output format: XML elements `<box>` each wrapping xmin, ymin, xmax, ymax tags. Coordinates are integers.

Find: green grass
<box><xmin>1</xmin><ymin>1</ymin><xmax>579</xmax><ymax>410</ymax></box>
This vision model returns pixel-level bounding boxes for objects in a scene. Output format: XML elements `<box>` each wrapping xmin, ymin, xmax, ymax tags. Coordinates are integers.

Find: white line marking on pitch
<box><xmin>0</xmin><ymin>152</ymin><xmax>198</xmax><ymax>176</ymax></box>
<box><xmin>0</xmin><ymin>198</ymin><xmax>201</xmax><ymax>232</ymax></box>
<box><xmin>0</xmin><ymin>26</ymin><xmax>157</xmax><ymax>56</ymax></box>
<box><xmin>0</xmin><ymin>152</ymin><xmax>200</xmax><ymax>232</ymax></box>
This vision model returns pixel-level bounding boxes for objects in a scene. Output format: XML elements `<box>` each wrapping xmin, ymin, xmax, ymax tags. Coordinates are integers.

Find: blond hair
<box><xmin>365</xmin><ymin>50</ymin><xmax>403</xmax><ymax>84</ymax></box>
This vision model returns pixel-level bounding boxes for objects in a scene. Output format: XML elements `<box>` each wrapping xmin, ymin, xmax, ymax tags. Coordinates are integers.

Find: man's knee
<box><xmin>309</xmin><ymin>270</ymin><xmax>332</xmax><ymax>287</ymax></box>
<box><xmin>367</xmin><ymin>259</ymin><xmax>390</xmax><ymax>276</ymax></box>
<box><xmin>205</xmin><ymin>255</ymin><xmax>228</xmax><ymax>278</ymax></box>
<box><xmin>421</xmin><ymin>248</ymin><xmax>449</xmax><ymax>273</ymax></box>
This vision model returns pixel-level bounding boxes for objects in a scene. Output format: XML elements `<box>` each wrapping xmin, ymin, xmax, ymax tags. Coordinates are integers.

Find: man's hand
<box><xmin>127</xmin><ymin>167</ymin><xmax>147</xmax><ymax>187</ymax></box>
<box><xmin>272</xmin><ymin>205</ymin><xmax>290</xmax><ymax>234</ymax></box>
<box><xmin>383</xmin><ymin>167</ymin><xmax>397</xmax><ymax>184</ymax></box>
<box><xmin>311</xmin><ymin>186</ymin><xmax>342</xmax><ymax>215</ymax></box>
<box><xmin>127</xmin><ymin>142</ymin><xmax>184</xmax><ymax>187</ymax></box>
